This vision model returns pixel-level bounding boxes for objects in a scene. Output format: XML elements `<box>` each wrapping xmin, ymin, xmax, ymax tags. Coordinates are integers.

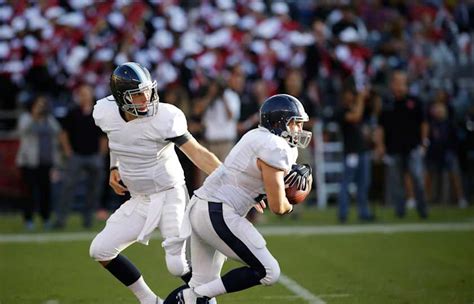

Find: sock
<box><xmin>221</xmin><ymin>266</ymin><xmax>262</xmax><ymax>293</ymax></box>
<box><xmin>104</xmin><ymin>254</ymin><xmax>141</xmax><ymax>286</ymax></box>
<box><xmin>128</xmin><ymin>276</ymin><xmax>159</xmax><ymax>304</ymax></box>
<box><xmin>194</xmin><ymin>278</ymin><xmax>227</xmax><ymax>298</ymax></box>
<box><xmin>104</xmin><ymin>255</ymin><xmax>157</xmax><ymax>303</ymax></box>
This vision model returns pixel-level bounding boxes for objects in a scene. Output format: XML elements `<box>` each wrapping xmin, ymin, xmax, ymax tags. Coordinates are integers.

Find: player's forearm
<box><xmin>267</xmin><ymin>191</ymin><xmax>292</xmax><ymax>215</ymax></box>
<box><xmin>109</xmin><ymin>151</ymin><xmax>119</xmax><ymax>169</ymax></box>
<box><xmin>180</xmin><ymin>139</ymin><xmax>222</xmax><ymax>175</ymax></box>
<box><xmin>260</xmin><ymin>160</ymin><xmax>292</xmax><ymax>215</ymax></box>
<box><xmin>195</xmin><ymin>149</ymin><xmax>221</xmax><ymax>175</ymax></box>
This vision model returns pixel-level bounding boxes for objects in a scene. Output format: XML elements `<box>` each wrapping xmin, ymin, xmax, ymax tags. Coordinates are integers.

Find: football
<box><xmin>286</xmin><ymin>175</ymin><xmax>312</xmax><ymax>205</ymax></box>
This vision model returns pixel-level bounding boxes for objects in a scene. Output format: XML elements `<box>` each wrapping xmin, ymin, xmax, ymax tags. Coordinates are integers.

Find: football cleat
<box><xmin>176</xmin><ymin>288</ymin><xmax>210</xmax><ymax>304</ymax></box>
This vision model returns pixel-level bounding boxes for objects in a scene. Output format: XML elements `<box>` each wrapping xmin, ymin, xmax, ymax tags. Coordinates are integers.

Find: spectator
<box><xmin>458</xmin><ymin>103</ymin><xmax>474</xmax><ymax>205</ymax></box>
<box><xmin>53</xmin><ymin>84</ymin><xmax>107</xmax><ymax>229</ymax></box>
<box><xmin>15</xmin><ymin>94</ymin><xmax>62</xmax><ymax>230</ymax></box>
<box><xmin>375</xmin><ymin>70</ymin><xmax>429</xmax><ymax>218</ymax></box>
<box><xmin>426</xmin><ymin>100</ymin><xmax>467</xmax><ymax>208</ymax></box>
<box><xmin>237</xmin><ymin>79</ymin><xmax>269</xmax><ymax>138</ymax></box>
<box><xmin>336</xmin><ymin>86</ymin><xmax>374</xmax><ymax>223</ymax></box>
<box><xmin>329</xmin><ymin>5</ymin><xmax>368</xmax><ymax>42</ymax></box>
<box><xmin>197</xmin><ymin>65</ymin><xmax>242</xmax><ymax>162</ymax></box>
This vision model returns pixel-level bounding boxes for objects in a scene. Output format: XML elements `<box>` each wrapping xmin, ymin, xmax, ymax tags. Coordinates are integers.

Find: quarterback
<box><xmin>164</xmin><ymin>94</ymin><xmax>313</xmax><ymax>304</ymax></box>
<box><xmin>89</xmin><ymin>62</ymin><xmax>221</xmax><ymax>304</ymax></box>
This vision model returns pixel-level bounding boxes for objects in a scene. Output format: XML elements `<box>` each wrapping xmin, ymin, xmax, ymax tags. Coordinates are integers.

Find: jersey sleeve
<box><xmin>163</xmin><ymin>105</ymin><xmax>188</xmax><ymax>139</ymax></box>
<box><xmin>257</xmin><ymin>138</ymin><xmax>293</xmax><ymax>171</ymax></box>
<box><xmin>92</xmin><ymin>98</ymin><xmax>109</xmax><ymax>132</ymax></box>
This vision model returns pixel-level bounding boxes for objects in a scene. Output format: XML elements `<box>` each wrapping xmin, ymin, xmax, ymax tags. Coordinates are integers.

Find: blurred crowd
<box><xmin>1</xmin><ymin>0</ymin><xmax>474</xmax><ymax>228</ymax></box>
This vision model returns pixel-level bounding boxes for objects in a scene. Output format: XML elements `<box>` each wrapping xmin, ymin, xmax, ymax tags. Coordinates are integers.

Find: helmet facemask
<box><xmin>121</xmin><ymin>80</ymin><xmax>159</xmax><ymax>117</ymax></box>
<box><xmin>281</xmin><ymin>116</ymin><xmax>312</xmax><ymax>148</ymax></box>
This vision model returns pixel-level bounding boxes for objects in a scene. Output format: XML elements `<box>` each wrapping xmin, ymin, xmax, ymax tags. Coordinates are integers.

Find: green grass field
<box><xmin>1</xmin><ymin>205</ymin><xmax>473</xmax><ymax>304</ymax></box>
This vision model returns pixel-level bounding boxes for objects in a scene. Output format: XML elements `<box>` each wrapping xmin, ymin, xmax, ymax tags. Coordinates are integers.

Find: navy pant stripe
<box><xmin>208</xmin><ymin>202</ymin><xmax>266</xmax><ymax>277</ymax></box>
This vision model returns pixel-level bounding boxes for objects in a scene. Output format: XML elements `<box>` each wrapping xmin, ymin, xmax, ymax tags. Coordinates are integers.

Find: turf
<box><xmin>1</xmin><ymin>206</ymin><xmax>473</xmax><ymax>304</ymax></box>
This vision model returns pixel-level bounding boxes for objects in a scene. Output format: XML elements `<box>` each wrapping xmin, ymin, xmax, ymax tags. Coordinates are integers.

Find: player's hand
<box><xmin>254</xmin><ymin>200</ymin><xmax>266</xmax><ymax>214</ymax></box>
<box><xmin>109</xmin><ymin>169</ymin><xmax>128</xmax><ymax>195</ymax></box>
<box><xmin>284</xmin><ymin>164</ymin><xmax>312</xmax><ymax>191</ymax></box>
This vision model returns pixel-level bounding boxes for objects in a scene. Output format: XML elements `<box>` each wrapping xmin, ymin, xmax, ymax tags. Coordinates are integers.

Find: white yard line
<box><xmin>279</xmin><ymin>273</ymin><xmax>326</xmax><ymax>304</ymax></box>
<box><xmin>0</xmin><ymin>222</ymin><xmax>473</xmax><ymax>243</ymax></box>
<box><xmin>258</xmin><ymin>222</ymin><xmax>474</xmax><ymax>236</ymax></box>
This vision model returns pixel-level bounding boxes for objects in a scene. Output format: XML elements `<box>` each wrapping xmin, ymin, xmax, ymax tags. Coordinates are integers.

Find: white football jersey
<box><xmin>195</xmin><ymin>127</ymin><xmax>298</xmax><ymax>216</ymax></box>
<box><xmin>93</xmin><ymin>96</ymin><xmax>186</xmax><ymax>195</ymax></box>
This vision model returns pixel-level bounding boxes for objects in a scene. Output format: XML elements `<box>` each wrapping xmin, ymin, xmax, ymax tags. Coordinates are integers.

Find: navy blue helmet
<box><xmin>110</xmin><ymin>62</ymin><xmax>159</xmax><ymax>117</ymax></box>
<box><xmin>259</xmin><ymin>94</ymin><xmax>312</xmax><ymax>148</ymax></box>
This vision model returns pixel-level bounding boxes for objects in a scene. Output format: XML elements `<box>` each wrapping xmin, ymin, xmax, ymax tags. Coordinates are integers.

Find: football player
<box><xmin>164</xmin><ymin>94</ymin><xmax>312</xmax><ymax>303</ymax></box>
<box><xmin>89</xmin><ymin>62</ymin><xmax>221</xmax><ymax>304</ymax></box>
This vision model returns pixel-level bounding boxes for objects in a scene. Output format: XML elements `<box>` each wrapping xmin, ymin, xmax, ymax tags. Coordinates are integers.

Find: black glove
<box><xmin>284</xmin><ymin>164</ymin><xmax>312</xmax><ymax>191</ymax></box>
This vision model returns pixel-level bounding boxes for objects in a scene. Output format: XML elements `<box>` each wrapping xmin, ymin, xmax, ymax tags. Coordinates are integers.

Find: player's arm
<box><xmin>108</xmin><ymin>151</ymin><xmax>127</xmax><ymax>195</ymax></box>
<box><xmin>257</xmin><ymin>159</ymin><xmax>293</xmax><ymax>215</ymax></box>
<box><xmin>170</xmin><ymin>132</ymin><xmax>222</xmax><ymax>175</ymax></box>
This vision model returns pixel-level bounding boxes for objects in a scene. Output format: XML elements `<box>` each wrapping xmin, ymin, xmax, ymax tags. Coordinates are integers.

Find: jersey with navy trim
<box><xmin>93</xmin><ymin>96</ymin><xmax>187</xmax><ymax>195</ymax></box>
<box><xmin>195</xmin><ymin>127</ymin><xmax>298</xmax><ymax>216</ymax></box>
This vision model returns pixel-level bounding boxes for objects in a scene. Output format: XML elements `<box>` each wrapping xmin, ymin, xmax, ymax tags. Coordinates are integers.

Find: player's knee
<box><xmin>260</xmin><ymin>258</ymin><xmax>280</xmax><ymax>286</ymax></box>
<box><xmin>165</xmin><ymin>253</ymin><xmax>189</xmax><ymax>277</ymax></box>
<box><xmin>89</xmin><ymin>237</ymin><xmax>102</xmax><ymax>260</ymax></box>
<box><xmin>89</xmin><ymin>236</ymin><xmax>112</xmax><ymax>261</ymax></box>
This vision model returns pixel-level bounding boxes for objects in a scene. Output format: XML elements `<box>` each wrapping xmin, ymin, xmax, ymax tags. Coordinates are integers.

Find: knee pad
<box><xmin>165</xmin><ymin>252</ymin><xmax>189</xmax><ymax>277</ymax></box>
<box><xmin>162</xmin><ymin>236</ymin><xmax>189</xmax><ymax>277</ymax></box>
<box><xmin>260</xmin><ymin>258</ymin><xmax>280</xmax><ymax>286</ymax></box>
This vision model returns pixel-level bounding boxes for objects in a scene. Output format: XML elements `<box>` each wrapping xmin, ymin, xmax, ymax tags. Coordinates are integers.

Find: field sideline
<box><xmin>1</xmin><ymin>222</ymin><xmax>474</xmax><ymax>243</ymax></box>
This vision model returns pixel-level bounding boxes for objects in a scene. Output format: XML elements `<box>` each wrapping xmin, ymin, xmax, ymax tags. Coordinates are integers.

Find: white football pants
<box><xmin>188</xmin><ymin>197</ymin><xmax>280</xmax><ymax>291</ymax></box>
<box><xmin>89</xmin><ymin>186</ymin><xmax>190</xmax><ymax>277</ymax></box>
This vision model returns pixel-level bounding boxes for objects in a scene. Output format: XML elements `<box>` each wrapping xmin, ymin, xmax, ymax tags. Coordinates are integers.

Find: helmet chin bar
<box><xmin>281</xmin><ymin>117</ymin><xmax>312</xmax><ymax>148</ymax></box>
<box><xmin>281</xmin><ymin>129</ymin><xmax>312</xmax><ymax>148</ymax></box>
<box><xmin>293</xmin><ymin>130</ymin><xmax>312</xmax><ymax>148</ymax></box>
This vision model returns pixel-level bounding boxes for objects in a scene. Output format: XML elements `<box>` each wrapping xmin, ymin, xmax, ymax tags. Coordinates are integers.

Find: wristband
<box><xmin>110</xmin><ymin>166</ymin><xmax>119</xmax><ymax>172</ymax></box>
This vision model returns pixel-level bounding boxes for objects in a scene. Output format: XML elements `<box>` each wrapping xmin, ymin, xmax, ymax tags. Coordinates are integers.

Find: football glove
<box><xmin>284</xmin><ymin>163</ymin><xmax>312</xmax><ymax>191</ymax></box>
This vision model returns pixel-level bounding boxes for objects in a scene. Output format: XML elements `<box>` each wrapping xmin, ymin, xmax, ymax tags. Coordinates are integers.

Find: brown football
<box><xmin>285</xmin><ymin>176</ymin><xmax>312</xmax><ymax>205</ymax></box>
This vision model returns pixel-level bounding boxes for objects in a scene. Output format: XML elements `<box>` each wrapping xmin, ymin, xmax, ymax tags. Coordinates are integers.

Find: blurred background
<box><xmin>0</xmin><ymin>0</ymin><xmax>473</xmax><ymax>230</ymax></box>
